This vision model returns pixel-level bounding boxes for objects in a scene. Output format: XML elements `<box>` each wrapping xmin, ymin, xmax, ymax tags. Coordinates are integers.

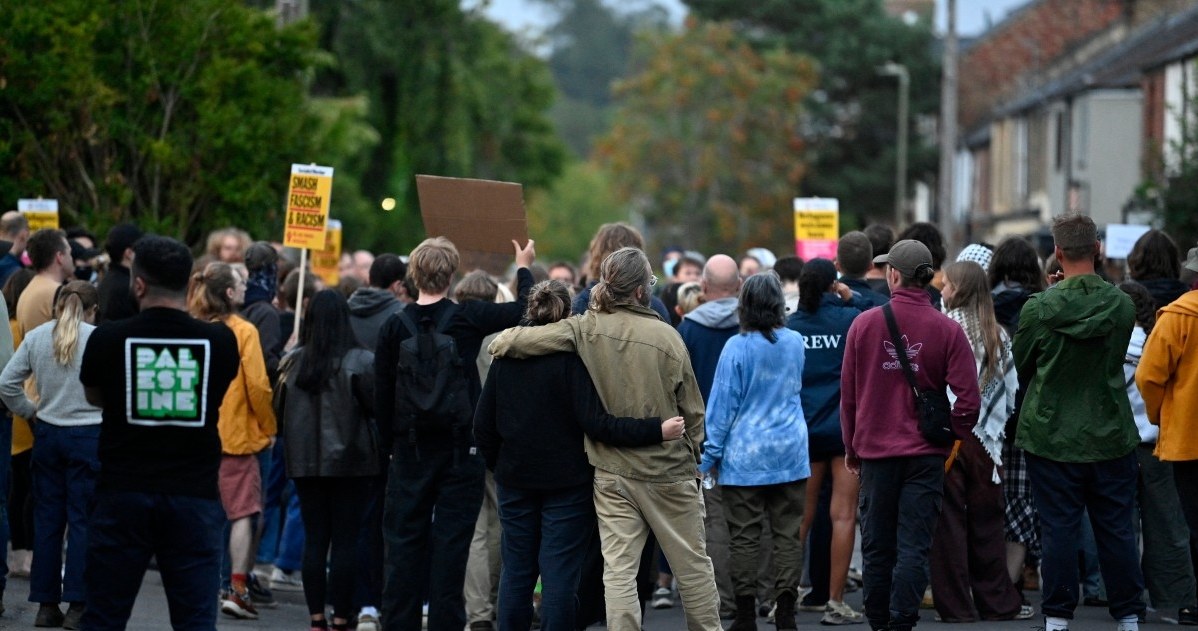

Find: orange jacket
<box><xmin>218</xmin><ymin>315</ymin><xmax>276</xmax><ymax>455</ymax></box>
<box><xmin>1137</xmin><ymin>289</ymin><xmax>1198</xmax><ymax>461</ymax></box>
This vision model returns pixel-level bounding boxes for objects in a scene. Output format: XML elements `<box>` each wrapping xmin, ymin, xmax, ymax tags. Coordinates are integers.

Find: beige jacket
<box><xmin>488</xmin><ymin>303</ymin><xmax>705</xmax><ymax>482</ymax></box>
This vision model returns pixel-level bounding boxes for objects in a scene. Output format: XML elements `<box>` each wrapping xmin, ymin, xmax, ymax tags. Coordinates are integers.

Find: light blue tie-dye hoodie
<box><xmin>699</xmin><ymin>327</ymin><xmax>810</xmax><ymax>486</ymax></box>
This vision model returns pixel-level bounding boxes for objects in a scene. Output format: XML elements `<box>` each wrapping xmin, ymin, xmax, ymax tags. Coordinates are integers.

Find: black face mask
<box><xmin>74</xmin><ymin>267</ymin><xmax>93</xmax><ymax>281</ymax></box>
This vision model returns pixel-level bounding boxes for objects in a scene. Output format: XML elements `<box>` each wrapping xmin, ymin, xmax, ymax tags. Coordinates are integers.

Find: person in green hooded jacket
<box><xmin>1012</xmin><ymin>213</ymin><xmax>1145</xmax><ymax>631</ymax></box>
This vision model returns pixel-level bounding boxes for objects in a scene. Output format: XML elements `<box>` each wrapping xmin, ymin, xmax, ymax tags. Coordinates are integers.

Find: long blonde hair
<box><xmin>52</xmin><ymin>281</ymin><xmax>99</xmax><ymax>366</ymax></box>
<box><xmin>943</xmin><ymin>261</ymin><xmax>1004</xmax><ymax>384</ymax></box>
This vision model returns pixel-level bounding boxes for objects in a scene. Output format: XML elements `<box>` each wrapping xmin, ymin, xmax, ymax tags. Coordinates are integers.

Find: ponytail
<box><xmin>51</xmin><ymin>281</ymin><xmax>99</xmax><ymax>366</ymax></box>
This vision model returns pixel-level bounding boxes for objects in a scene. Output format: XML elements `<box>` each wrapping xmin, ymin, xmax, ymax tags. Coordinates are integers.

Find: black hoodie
<box><xmin>348</xmin><ymin>287</ymin><xmax>402</xmax><ymax>350</ymax></box>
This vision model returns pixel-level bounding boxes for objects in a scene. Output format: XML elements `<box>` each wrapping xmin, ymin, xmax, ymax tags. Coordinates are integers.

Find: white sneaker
<box><xmin>651</xmin><ymin>587</ymin><xmax>675</xmax><ymax>609</ymax></box>
<box><xmin>357</xmin><ymin>611</ymin><xmax>381</xmax><ymax>631</ymax></box>
<box><xmin>269</xmin><ymin>567</ymin><xmax>304</xmax><ymax>592</ymax></box>
<box><xmin>820</xmin><ymin>600</ymin><xmax>864</xmax><ymax>625</ymax></box>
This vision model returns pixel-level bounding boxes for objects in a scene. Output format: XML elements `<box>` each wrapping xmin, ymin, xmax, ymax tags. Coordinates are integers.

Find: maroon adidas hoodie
<box><xmin>840</xmin><ymin>287</ymin><xmax>980</xmax><ymax>460</ymax></box>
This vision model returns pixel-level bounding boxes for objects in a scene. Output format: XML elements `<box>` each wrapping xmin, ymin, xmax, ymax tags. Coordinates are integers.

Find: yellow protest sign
<box><xmin>283</xmin><ymin>164</ymin><xmax>334</xmax><ymax>250</ymax></box>
<box><xmin>311</xmin><ymin>219</ymin><xmax>342</xmax><ymax>287</ymax></box>
<box><xmin>793</xmin><ymin>197</ymin><xmax>839</xmax><ymax>260</ymax></box>
<box><xmin>17</xmin><ymin>199</ymin><xmax>59</xmax><ymax>231</ymax></box>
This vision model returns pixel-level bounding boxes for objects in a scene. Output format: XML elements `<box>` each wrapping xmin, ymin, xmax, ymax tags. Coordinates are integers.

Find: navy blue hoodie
<box><xmin>678</xmin><ymin>297</ymin><xmax>739</xmax><ymax>402</ymax></box>
<box><xmin>786</xmin><ymin>293</ymin><xmax>864</xmax><ymax>458</ymax></box>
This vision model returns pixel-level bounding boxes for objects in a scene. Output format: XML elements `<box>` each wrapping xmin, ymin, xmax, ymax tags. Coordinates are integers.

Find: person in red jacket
<box><xmin>841</xmin><ymin>239</ymin><xmax>980</xmax><ymax>631</ymax></box>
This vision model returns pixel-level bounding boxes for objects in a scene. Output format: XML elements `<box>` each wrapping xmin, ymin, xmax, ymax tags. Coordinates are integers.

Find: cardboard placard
<box><xmin>283</xmin><ymin>164</ymin><xmax>334</xmax><ymax>250</ymax></box>
<box><xmin>794</xmin><ymin>197</ymin><xmax>839</xmax><ymax>261</ymax></box>
<box><xmin>311</xmin><ymin>219</ymin><xmax>342</xmax><ymax>287</ymax></box>
<box><xmin>17</xmin><ymin>199</ymin><xmax>59</xmax><ymax>231</ymax></box>
<box><xmin>1104</xmin><ymin>223</ymin><xmax>1151</xmax><ymax>259</ymax></box>
<box><xmin>416</xmin><ymin>175</ymin><xmax>528</xmax><ymax>276</ymax></box>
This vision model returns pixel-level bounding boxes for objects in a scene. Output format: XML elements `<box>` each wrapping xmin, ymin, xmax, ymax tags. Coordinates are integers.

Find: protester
<box><xmin>739</xmin><ymin>248</ymin><xmax>776</xmax><ymax>278</ymax></box>
<box><xmin>474</xmin><ymin>279</ymin><xmax>683</xmax><ymax>631</ymax></box>
<box><xmin>3</xmin><ymin>269</ymin><xmax>35</xmax><ymax>581</ymax></box>
<box><xmin>375</xmin><ymin>237</ymin><xmax>535</xmax><ymax>631</ymax></box>
<box><xmin>842</xmin><ymin>239</ymin><xmax>980</xmax><ymax>631</ymax></box>
<box><xmin>673</xmin><ymin>281</ymin><xmax>702</xmax><ymax>319</ymax></box>
<box><xmin>986</xmin><ymin>236</ymin><xmax>1045</xmax><ymax>586</ymax></box>
<box><xmin>1016</xmin><ymin>214</ymin><xmax>1145</xmax><ymax>631</ymax></box>
<box><xmin>862</xmin><ymin>224</ymin><xmax>894</xmax><ymax>297</ymax></box>
<box><xmin>241</xmin><ymin>242</ymin><xmax>284</xmax><ymax>379</ymax></box>
<box><xmin>573</xmin><ymin>223</ymin><xmax>670</xmax><ymax>321</ymax></box>
<box><xmin>1136</xmin><ymin>246</ymin><xmax>1198</xmax><ymax>628</ymax></box>
<box><xmin>79</xmin><ymin>236</ymin><xmax>240</xmax><ymax>629</ymax></box>
<box><xmin>786</xmin><ymin>258</ymin><xmax>865</xmax><ymax>625</ymax></box>
<box><xmin>0</xmin><ymin>282</ymin><xmax>100</xmax><ymax>628</ymax></box>
<box><xmin>701</xmin><ymin>272</ymin><xmax>809</xmax><ymax>631</ymax></box>
<box><xmin>206</xmin><ymin>228</ymin><xmax>252</xmax><ymax>264</ymax></box>
<box><xmin>189</xmin><ymin>261</ymin><xmax>277</xmax><ymax>621</ymax></box>
<box><xmin>489</xmin><ymin>247</ymin><xmax>719</xmax><ymax>631</ymax></box>
<box><xmin>955</xmin><ymin>244</ymin><xmax>994</xmax><ymax>271</ymax></box>
<box><xmin>0</xmin><ymin>213</ymin><xmax>30</xmax><ymax>287</ymax></box>
<box><xmin>18</xmin><ymin>229</ymin><xmax>75</xmax><ymax>337</ymax></box>
<box><xmin>835</xmin><ymin>232</ymin><xmax>888</xmax><ymax>309</ymax></box>
<box><xmin>97</xmin><ymin>224</ymin><xmax>143</xmax><ymax>323</ymax></box>
<box><xmin>774</xmin><ymin>256</ymin><xmax>803</xmax><ymax>315</ymax></box>
<box><xmin>1119</xmin><ymin>281</ymin><xmax>1198</xmax><ymax>623</ymax></box>
<box><xmin>0</xmin><ymin>286</ymin><xmax>16</xmax><ymax>611</ymax></box>
<box><xmin>547</xmin><ymin>261</ymin><xmax>578</xmax><ymax>288</ymax></box>
<box><xmin>895</xmin><ymin>223</ymin><xmax>947</xmax><ymax>309</ymax></box>
<box><xmin>1128</xmin><ymin>230</ymin><xmax>1189</xmax><ymax>310</ymax></box>
<box><xmin>677</xmin><ymin>254</ymin><xmax>743</xmax><ymax>619</ymax></box>
<box><xmin>929</xmin><ymin>261</ymin><xmax>1030</xmax><ymax>622</ymax></box>
<box><xmin>348</xmin><ymin>254</ymin><xmax>410</xmax><ymax>350</ymax></box>
<box><xmin>274</xmin><ymin>290</ymin><xmax>380</xmax><ymax>631</ymax></box>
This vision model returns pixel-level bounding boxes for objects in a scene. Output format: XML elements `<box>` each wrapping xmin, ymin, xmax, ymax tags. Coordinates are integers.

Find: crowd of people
<box><xmin>0</xmin><ymin>209</ymin><xmax>1195</xmax><ymax>631</ymax></box>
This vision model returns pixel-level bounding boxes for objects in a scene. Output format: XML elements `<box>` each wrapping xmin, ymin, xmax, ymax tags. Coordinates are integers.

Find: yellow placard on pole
<box><xmin>17</xmin><ymin>199</ymin><xmax>59</xmax><ymax>231</ymax></box>
<box><xmin>311</xmin><ymin>219</ymin><xmax>342</xmax><ymax>287</ymax></box>
<box><xmin>793</xmin><ymin>197</ymin><xmax>840</xmax><ymax>260</ymax></box>
<box><xmin>283</xmin><ymin>164</ymin><xmax>334</xmax><ymax>250</ymax></box>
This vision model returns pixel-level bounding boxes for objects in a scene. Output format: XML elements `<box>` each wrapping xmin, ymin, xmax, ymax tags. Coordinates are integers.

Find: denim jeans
<box><xmin>859</xmin><ymin>456</ymin><xmax>944</xmax><ymax>630</ymax></box>
<box><xmin>382</xmin><ymin>443</ymin><xmax>485</xmax><ymax>631</ymax></box>
<box><xmin>355</xmin><ymin>472</ymin><xmax>386</xmax><ymax>610</ymax></box>
<box><xmin>82</xmin><ymin>490</ymin><xmax>224</xmax><ymax>630</ymax></box>
<box><xmin>0</xmin><ymin>412</ymin><xmax>12</xmax><ymax>597</ymax></box>
<box><xmin>496</xmin><ymin>482</ymin><xmax>594</xmax><ymax>631</ymax></box>
<box><xmin>258</xmin><ymin>438</ymin><xmax>289</xmax><ymax>564</ymax></box>
<box><xmin>30</xmin><ymin>423</ymin><xmax>100</xmax><ymax>604</ymax></box>
<box><xmin>275</xmin><ymin>482</ymin><xmax>305</xmax><ymax>572</ymax></box>
<box><xmin>1027</xmin><ymin>451</ymin><xmax>1146</xmax><ymax>621</ymax></box>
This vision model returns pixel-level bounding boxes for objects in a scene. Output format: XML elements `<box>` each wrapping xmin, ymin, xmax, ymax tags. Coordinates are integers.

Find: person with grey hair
<box><xmin>489</xmin><ymin>247</ymin><xmax>719</xmax><ymax>631</ymax></box>
<box><xmin>700</xmin><ymin>272</ymin><xmax>810</xmax><ymax>631</ymax></box>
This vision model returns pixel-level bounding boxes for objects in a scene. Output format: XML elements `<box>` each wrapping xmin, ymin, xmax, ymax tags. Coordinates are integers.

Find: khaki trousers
<box><xmin>594</xmin><ymin>471</ymin><xmax>721</xmax><ymax>631</ymax></box>
<box><xmin>464</xmin><ymin>471</ymin><xmax>501</xmax><ymax>624</ymax></box>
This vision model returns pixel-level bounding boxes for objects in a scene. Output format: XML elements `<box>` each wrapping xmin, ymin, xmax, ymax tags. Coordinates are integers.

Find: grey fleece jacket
<box><xmin>0</xmin><ymin>320</ymin><xmax>101</xmax><ymax>426</ymax></box>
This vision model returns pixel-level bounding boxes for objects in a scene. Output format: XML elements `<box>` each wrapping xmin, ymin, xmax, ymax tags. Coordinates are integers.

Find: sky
<box><xmin>476</xmin><ymin>0</ymin><xmax>1033</xmax><ymax>40</ymax></box>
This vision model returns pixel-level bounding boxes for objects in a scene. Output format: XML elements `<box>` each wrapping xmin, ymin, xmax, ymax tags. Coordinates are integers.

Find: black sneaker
<box><xmin>247</xmin><ymin>573</ymin><xmax>278</xmax><ymax>609</ymax></box>
<box><xmin>63</xmin><ymin>603</ymin><xmax>85</xmax><ymax>630</ymax></box>
<box><xmin>1179</xmin><ymin>607</ymin><xmax>1198</xmax><ymax>626</ymax></box>
<box><xmin>35</xmin><ymin>603</ymin><xmax>64</xmax><ymax>628</ymax></box>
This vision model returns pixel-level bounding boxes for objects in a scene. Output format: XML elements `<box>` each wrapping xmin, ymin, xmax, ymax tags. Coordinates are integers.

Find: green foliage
<box><xmin>0</xmin><ymin>0</ymin><xmax>323</xmax><ymax>246</ymax></box>
<box><xmin>684</xmin><ymin>0</ymin><xmax>941</xmax><ymax>222</ymax></box>
<box><xmin>596</xmin><ymin>21</ymin><xmax>817</xmax><ymax>255</ymax></box>
<box><xmin>526</xmin><ymin>161</ymin><xmax>626</xmax><ymax>262</ymax></box>
<box><xmin>319</xmin><ymin>0</ymin><xmax>567</xmax><ymax>254</ymax></box>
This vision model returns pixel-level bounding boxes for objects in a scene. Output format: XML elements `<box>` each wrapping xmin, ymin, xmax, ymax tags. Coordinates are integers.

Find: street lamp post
<box><xmin>878</xmin><ymin>62</ymin><xmax>909</xmax><ymax>229</ymax></box>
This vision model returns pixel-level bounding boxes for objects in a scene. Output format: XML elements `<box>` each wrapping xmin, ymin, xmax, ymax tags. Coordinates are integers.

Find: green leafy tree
<box><xmin>684</xmin><ymin>0</ymin><xmax>940</xmax><ymax>225</ymax></box>
<box><xmin>312</xmin><ymin>0</ymin><xmax>567</xmax><ymax>253</ymax></box>
<box><xmin>526</xmin><ymin>161</ymin><xmax>626</xmax><ymax>262</ymax></box>
<box><xmin>596</xmin><ymin>20</ymin><xmax>817</xmax><ymax>255</ymax></box>
<box><xmin>0</xmin><ymin>0</ymin><xmax>324</xmax><ymax>245</ymax></box>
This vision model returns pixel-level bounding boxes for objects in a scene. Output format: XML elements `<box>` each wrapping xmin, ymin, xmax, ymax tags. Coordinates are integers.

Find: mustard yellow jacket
<box><xmin>218</xmin><ymin>315</ymin><xmax>277</xmax><ymax>455</ymax></box>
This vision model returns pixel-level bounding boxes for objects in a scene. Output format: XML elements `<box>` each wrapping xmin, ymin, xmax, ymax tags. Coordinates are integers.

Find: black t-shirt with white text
<box><xmin>80</xmin><ymin>307</ymin><xmax>239</xmax><ymax>498</ymax></box>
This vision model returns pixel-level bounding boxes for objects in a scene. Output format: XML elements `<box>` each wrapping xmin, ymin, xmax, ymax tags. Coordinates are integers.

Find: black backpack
<box><xmin>394</xmin><ymin>306</ymin><xmax>473</xmax><ymax>443</ymax></box>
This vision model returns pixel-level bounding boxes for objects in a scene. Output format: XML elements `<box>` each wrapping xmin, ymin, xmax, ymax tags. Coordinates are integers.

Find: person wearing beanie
<box><xmin>97</xmin><ymin>224</ymin><xmax>143</xmax><ymax>323</ymax></box>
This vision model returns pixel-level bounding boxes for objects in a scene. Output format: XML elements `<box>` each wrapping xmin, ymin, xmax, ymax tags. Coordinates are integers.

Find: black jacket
<box><xmin>275</xmin><ymin>347</ymin><xmax>380</xmax><ymax>478</ymax></box>
<box><xmin>98</xmin><ymin>265</ymin><xmax>138</xmax><ymax>323</ymax></box>
<box><xmin>473</xmin><ymin>352</ymin><xmax>665</xmax><ymax>490</ymax></box>
<box><xmin>1138</xmin><ymin>277</ymin><xmax>1190</xmax><ymax>311</ymax></box>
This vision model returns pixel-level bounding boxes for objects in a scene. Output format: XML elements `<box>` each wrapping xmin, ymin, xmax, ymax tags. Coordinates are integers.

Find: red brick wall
<box><xmin>959</xmin><ymin>0</ymin><xmax>1126</xmax><ymax>131</ymax></box>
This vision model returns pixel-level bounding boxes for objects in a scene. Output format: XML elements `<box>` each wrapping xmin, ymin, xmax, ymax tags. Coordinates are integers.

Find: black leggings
<box><xmin>294</xmin><ymin>477</ymin><xmax>373</xmax><ymax>619</ymax></box>
<box><xmin>9</xmin><ymin>449</ymin><xmax>33</xmax><ymax>550</ymax></box>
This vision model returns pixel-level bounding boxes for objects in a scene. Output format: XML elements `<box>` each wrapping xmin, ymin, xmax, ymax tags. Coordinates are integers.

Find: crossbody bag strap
<box><xmin>882</xmin><ymin>304</ymin><xmax>920</xmax><ymax>397</ymax></box>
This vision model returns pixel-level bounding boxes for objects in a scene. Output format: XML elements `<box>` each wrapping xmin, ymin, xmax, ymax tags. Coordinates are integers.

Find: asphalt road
<box><xmin>0</xmin><ymin>571</ymin><xmax>1181</xmax><ymax>631</ymax></box>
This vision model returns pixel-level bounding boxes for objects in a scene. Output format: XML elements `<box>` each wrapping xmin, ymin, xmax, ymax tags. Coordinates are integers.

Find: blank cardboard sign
<box><xmin>416</xmin><ymin>175</ymin><xmax>529</xmax><ymax>276</ymax></box>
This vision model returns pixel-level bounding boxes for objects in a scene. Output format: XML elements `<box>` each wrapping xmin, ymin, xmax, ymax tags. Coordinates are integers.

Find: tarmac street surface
<box><xmin>0</xmin><ymin>571</ymin><xmax>1176</xmax><ymax>630</ymax></box>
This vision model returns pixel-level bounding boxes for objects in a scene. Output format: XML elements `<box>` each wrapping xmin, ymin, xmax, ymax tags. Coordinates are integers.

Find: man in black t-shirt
<box><xmin>79</xmin><ymin>236</ymin><xmax>239</xmax><ymax>630</ymax></box>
